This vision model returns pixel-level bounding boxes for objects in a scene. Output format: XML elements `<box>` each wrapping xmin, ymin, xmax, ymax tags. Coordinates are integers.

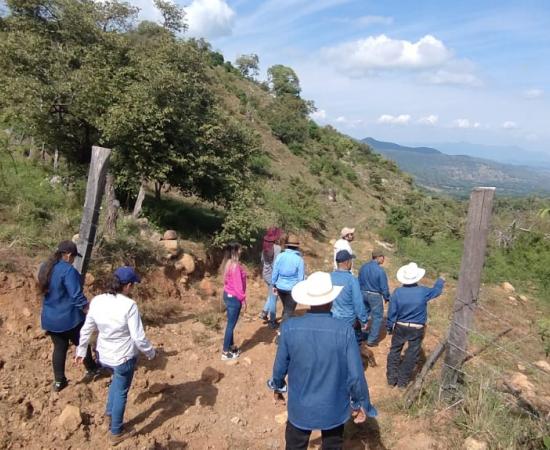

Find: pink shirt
<box><xmin>224</xmin><ymin>263</ymin><xmax>247</xmax><ymax>303</ymax></box>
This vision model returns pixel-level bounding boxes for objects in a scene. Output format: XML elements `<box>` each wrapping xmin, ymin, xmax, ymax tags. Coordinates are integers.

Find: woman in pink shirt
<box><xmin>221</xmin><ymin>242</ymin><xmax>247</xmax><ymax>361</ymax></box>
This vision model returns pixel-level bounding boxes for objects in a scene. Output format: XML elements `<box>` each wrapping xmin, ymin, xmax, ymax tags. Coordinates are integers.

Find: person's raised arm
<box><xmin>127</xmin><ymin>303</ymin><xmax>155</xmax><ymax>360</ymax></box>
<box><xmin>425</xmin><ymin>278</ymin><xmax>445</xmax><ymax>302</ymax></box>
<box><xmin>63</xmin><ymin>267</ymin><xmax>88</xmax><ymax>310</ymax></box>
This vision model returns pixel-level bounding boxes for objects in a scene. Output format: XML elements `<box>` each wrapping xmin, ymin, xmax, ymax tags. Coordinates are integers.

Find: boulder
<box><xmin>163</xmin><ymin>230</ymin><xmax>178</xmax><ymax>240</ymax></box>
<box><xmin>175</xmin><ymin>253</ymin><xmax>195</xmax><ymax>274</ymax></box>
<box><xmin>201</xmin><ymin>367</ymin><xmax>222</xmax><ymax>384</ymax></box>
<box><xmin>463</xmin><ymin>437</ymin><xmax>488</xmax><ymax>450</ymax></box>
<box><xmin>501</xmin><ymin>282</ymin><xmax>515</xmax><ymax>293</ymax></box>
<box><xmin>534</xmin><ymin>360</ymin><xmax>550</xmax><ymax>373</ymax></box>
<box><xmin>199</xmin><ymin>278</ymin><xmax>216</xmax><ymax>297</ymax></box>
<box><xmin>56</xmin><ymin>405</ymin><xmax>82</xmax><ymax>433</ymax></box>
<box><xmin>518</xmin><ymin>294</ymin><xmax>528</xmax><ymax>302</ymax></box>
<box><xmin>161</xmin><ymin>239</ymin><xmax>180</xmax><ymax>256</ymax></box>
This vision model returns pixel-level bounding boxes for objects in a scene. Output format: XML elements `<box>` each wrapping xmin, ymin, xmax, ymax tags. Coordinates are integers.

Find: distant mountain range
<box><xmin>362</xmin><ymin>137</ymin><xmax>550</xmax><ymax>197</ymax></box>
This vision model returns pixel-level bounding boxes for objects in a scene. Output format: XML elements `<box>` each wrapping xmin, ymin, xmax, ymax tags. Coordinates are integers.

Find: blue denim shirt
<box><xmin>330</xmin><ymin>270</ymin><xmax>368</xmax><ymax>327</ymax></box>
<box><xmin>271</xmin><ymin>249</ymin><xmax>305</xmax><ymax>292</ymax></box>
<box><xmin>271</xmin><ymin>312</ymin><xmax>377</xmax><ymax>430</ymax></box>
<box><xmin>41</xmin><ymin>260</ymin><xmax>87</xmax><ymax>332</ymax></box>
<box><xmin>387</xmin><ymin>279</ymin><xmax>445</xmax><ymax>331</ymax></box>
<box><xmin>358</xmin><ymin>260</ymin><xmax>390</xmax><ymax>300</ymax></box>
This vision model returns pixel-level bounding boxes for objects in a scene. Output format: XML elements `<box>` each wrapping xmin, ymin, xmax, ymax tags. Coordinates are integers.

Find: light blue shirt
<box><xmin>271</xmin><ymin>249</ymin><xmax>305</xmax><ymax>292</ymax></box>
<box><xmin>330</xmin><ymin>270</ymin><xmax>367</xmax><ymax>327</ymax></box>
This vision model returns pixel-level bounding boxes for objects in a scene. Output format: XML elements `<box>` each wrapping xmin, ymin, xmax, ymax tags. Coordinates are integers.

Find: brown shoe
<box><xmin>110</xmin><ymin>427</ymin><xmax>136</xmax><ymax>446</ymax></box>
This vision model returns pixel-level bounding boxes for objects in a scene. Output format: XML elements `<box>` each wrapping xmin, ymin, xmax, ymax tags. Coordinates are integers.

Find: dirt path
<box><xmin>0</xmin><ymin>267</ymin><xmax>455</xmax><ymax>450</ymax></box>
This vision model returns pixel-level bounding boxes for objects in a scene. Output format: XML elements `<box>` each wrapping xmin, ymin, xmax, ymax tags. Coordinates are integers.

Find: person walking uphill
<box><xmin>271</xmin><ymin>234</ymin><xmax>305</xmax><ymax>323</ymax></box>
<box><xmin>267</xmin><ymin>272</ymin><xmax>377</xmax><ymax>450</ymax></box>
<box><xmin>259</xmin><ymin>227</ymin><xmax>283</xmax><ymax>329</ymax></box>
<box><xmin>221</xmin><ymin>242</ymin><xmax>247</xmax><ymax>361</ymax></box>
<box><xmin>330</xmin><ymin>250</ymin><xmax>368</xmax><ymax>343</ymax></box>
<box><xmin>38</xmin><ymin>240</ymin><xmax>99</xmax><ymax>392</ymax></box>
<box><xmin>76</xmin><ymin>266</ymin><xmax>156</xmax><ymax>445</ymax></box>
<box><xmin>333</xmin><ymin>227</ymin><xmax>355</xmax><ymax>269</ymax></box>
<box><xmin>386</xmin><ymin>262</ymin><xmax>445</xmax><ymax>389</ymax></box>
<box><xmin>358</xmin><ymin>250</ymin><xmax>390</xmax><ymax>347</ymax></box>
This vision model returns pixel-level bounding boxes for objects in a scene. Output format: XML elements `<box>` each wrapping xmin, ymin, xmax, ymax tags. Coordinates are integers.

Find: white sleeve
<box><xmin>127</xmin><ymin>303</ymin><xmax>156</xmax><ymax>359</ymax></box>
<box><xmin>76</xmin><ymin>308</ymin><xmax>97</xmax><ymax>358</ymax></box>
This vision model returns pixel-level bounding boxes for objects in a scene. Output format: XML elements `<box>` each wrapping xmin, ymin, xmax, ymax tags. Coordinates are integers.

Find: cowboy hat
<box><xmin>286</xmin><ymin>233</ymin><xmax>300</xmax><ymax>247</ymax></box>
<box><xmin>291</xmin><ymin>272</ymin><xmax>343</xmax><ymax>306</ymax></box>
<box><xmin>340</xmin><ymin>227</ymin><xmax>355</xmax><ymax>238</ymax></box>
<box><xmin>396</xmin><ymin>262</ymin><xmax>426</xmax><ymax>285</ymax></box>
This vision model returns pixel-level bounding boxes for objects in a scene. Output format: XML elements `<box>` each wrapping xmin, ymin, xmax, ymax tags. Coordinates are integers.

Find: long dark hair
<box><xmin>106</xmin><ymin>275</ymin><xmax>126</xmax><ymax>295</ymax></box>
<box><xmin>38</xmin><ymin>250</ymin><xmax>63</xmax><ymax>294</ymax></box>
<box><xmin>221</xmin><ymin>242</ymin><xmax>241</xmax><ymax>278</ymax></box>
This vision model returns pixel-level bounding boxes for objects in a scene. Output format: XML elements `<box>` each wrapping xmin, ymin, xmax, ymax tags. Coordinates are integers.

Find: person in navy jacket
<box><xmin>38</xmin><ymin>240</ymin><xmax>98</xmax><ymax>392</ymax></box>
<box><xmin>386</xmin><ymin>262</ymin><xmax>445</xmax><ymax>389</ymax></box>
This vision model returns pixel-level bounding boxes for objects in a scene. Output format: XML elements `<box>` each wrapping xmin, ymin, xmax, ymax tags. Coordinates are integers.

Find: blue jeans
<box><xmin>223</xmin><ymin>292</ymin><xmax>242</xmax><ymax>352</ymax></box>
<box><xmin>105</xmin><ymin>357</ymin><xmax>136</xmax><ymax>435</ymax></box>
<box><xmin>262</xmin><ymin>282</ymin><xmax>277</xmax><ymax>322</ymax></box>
<box><xmin>363</xmin><ymin>292</ymin><xmax>384</xmax><ymax>345</ymax></box>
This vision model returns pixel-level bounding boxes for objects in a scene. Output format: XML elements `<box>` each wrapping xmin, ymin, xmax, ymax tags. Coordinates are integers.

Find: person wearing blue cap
<box><xmin>37</xmin><ymin>240</ymin><xmax>99</xmax><ymax>392</ymax></box>
<box><xmin>76</xmin><ymin>266</ymin><xmax>156</xmax><ymax>446</ymax></box>
<box><xmin>330</xmin><ymin>250</ymin><xmax>368</xmax><ymax>344</ymax></box>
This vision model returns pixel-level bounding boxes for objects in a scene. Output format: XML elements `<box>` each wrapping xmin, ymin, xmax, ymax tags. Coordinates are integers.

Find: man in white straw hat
<box><xmin>267</xmin><ymin>272</ymin><xmax>377</xmax><ymax>450</ymax></box>
<box><xmin>333</xmin><ymin>227</ymin><xmax>355</xmax><ymax>269</ymax></box>
<box><xmin>386</xmin><ymin>262</ymin><xmax>445</xmax><ymax>389</ymax></box>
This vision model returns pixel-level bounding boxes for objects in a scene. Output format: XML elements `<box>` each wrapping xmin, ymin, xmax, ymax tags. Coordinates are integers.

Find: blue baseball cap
<box><xmin>114</xmin><ymin>266</ymin><xmax>141</xmax><ymax>284</ymax></box>
<box><xmin>335</xmin><ymin>250</ymin><xmax>356</xmax><ymax>263</ymax></box>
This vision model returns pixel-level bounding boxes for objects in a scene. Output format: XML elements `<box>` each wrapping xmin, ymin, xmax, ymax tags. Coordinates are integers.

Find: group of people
<box><xmin>39</xmin><ymin>240</ymin><xmax>155</xmax><ymax>445</ymax></box>
<box><xmin>39</xmin><ymin>225</ymin><xmax>445</xmax><ymax>449</ymax></box>
<box><xmin>218</xmin><ymin>226</ymin><xmax>445</xmax><ymax>449</ymax></box>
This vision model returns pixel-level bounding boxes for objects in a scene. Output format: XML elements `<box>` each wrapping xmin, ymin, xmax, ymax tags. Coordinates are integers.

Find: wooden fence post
<box><xmin>441</xmin><ymin>187</ymin><xmax>495</xmax><ymax>395</ymax></box>
<box><xmin>74</xmin><ymin>146</ymin><xmax>112</xmax><ymax>277</ymax></box>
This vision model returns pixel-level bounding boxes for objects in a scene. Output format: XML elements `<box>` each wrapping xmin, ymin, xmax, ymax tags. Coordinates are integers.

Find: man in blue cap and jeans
<box><xmin>330</xmin><ymin>250</ymin><xmax>368</xmax><ymax>344</ymax></box>
<box><xmin>267</xmin><ymin>271</ymin><xmax>377</xmax><ymax>450</ymax></box>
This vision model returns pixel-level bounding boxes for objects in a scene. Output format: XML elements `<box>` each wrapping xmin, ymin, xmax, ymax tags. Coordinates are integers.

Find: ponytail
<box><xmin>38</xmin><ymin>251</ymin><xmax>62</xmax><ymax>294</ymax></box>
<box><xmin>106</xmin><ymin>275</ymin><xmax>125</xmax><ymax>295</ymax></box>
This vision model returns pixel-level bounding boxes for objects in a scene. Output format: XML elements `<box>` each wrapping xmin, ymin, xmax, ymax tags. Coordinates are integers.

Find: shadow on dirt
<box><xmin>128</xmin><ymin>379</ymin><xmax>218</xmax><ymax>434</ymax></box>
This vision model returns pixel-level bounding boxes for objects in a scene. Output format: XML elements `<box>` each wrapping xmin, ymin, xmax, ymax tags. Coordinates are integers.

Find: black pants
<box><xmin>278</xmin><ymin>289</ymin><xmax>297</xmax><ymax>322</ymax></box>
<box><xmin>285</xmin><ymin>421</ymin><xmax>345</xmax><ymax>450</ymax></box>
<box><xmin>386</xmin><ymin>324</ymin><xmax>424</xmax><ymax>387</ymax></box>
<box><xmin>48</xmin><ymin>321</ymin><xmax>96</xmax><ymax>382</ymax></box>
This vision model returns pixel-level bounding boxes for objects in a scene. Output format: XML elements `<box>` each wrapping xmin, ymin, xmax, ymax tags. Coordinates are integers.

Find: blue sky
<box><xmin>37</xmin><ymin>0</ymin><xmax>550</xmax><ymax>153</ymax></box>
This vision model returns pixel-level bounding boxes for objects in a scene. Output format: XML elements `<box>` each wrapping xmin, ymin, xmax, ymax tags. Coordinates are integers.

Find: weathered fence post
<box><xmin>103</xmin><ymin>172</ymin><xmax>120</xmax><ymax>238</ymax></box>
<box><xmin>132</xmin><ymin>179</ymin><xmax>146</xmax><ymax>218</ymax></box>
<box><xmin>441</xmin><ymin>187</ymin><xmax>495</xmax><ymax>395</ymax></box>
<box><xmin>74</xmin><ymin>146</ymin><xmax>112</xmax><ymax>277</ymax></box>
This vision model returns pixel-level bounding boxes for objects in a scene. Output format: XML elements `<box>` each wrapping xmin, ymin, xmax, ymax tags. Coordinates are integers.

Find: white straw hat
<box><xmin>291</xmin><ymin>272</ymin><xmax>343</xmax><ymax>306</ymax></box>
<box><xmin>340</xmin><ymin>227</ymin><xmax>355</xmax><ymax>238</ymax></box>
<box><xmin>396</xmin><ymin>262</ymin><xmax>426</xmax><ymax>285</ymax></box>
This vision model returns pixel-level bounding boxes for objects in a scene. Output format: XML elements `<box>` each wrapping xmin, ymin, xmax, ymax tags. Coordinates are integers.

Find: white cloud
<box><xmin>452</xmin><ymin>118</ymin><xmax>480</xmax><ymax>129</ymax></box>
<box><xmin>355</xmin><ymin>15</ymin><xmax>394</xmax><ymax>27</ymax></box>
<box><xmin>423</xmin><ymin>68</ymin><xmax>482</xmax><ymax>87</ymax></box>
<box><xmin>336</xmin><ymin>116</ymin><xmax>347</xmax><ymax>123</ymax></box>
<box><xmin>524</xmin><ymin>88</ymin><xmax>543</xmax><ymax>99</ymax></box>
<box><xmin>417</xmin><ymin>114</ymin><xmax>439</xmax><ymax>125</ymax></box>
<box><xmin>502</xmin><ymin>121</ymin><xmax>518</xmax><ymax>130</ymax></box>
<box><xmin>185</xmin><ymin>0</ymin><xmax>236</xmax><ymax>39</ymax></box>
<box><xmin>310</xmin><ymin>109</ymin><xmax>327</xmax><ymax>120</ymax></box>
<box><xmin>377</xmin><ymin>114</ymin><xmax>411</xmax><ymax>125</ymax></box>
<box><xmin>322</xmin><ymin>34</ymin><xmax>452</xmax><ymax>73</ymax></box>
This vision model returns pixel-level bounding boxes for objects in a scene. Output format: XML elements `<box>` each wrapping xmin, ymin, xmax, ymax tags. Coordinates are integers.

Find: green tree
<box><xmin>153</xmin><ymin>0</ymin><xmax>186</xmax><ymax>33</ymax></box>
<box><xmin>267</xmin><ymin>64</ymin><xmax>301</xmax><ymax>97</ymax></box>
<box><xmin>236</xmin><ymin>53</ymin><xmax>259</xmax><ymax>80</ymax></box>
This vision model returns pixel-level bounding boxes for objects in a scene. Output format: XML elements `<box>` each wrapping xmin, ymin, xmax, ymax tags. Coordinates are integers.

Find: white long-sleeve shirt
<box><xmin>76</xmin><ymin>293</ymin><xmax>155</xmax><ymax>367</ymax></box>
<box><xmin>333</xmin><ymin>238</ymin><xmax>353</xmax><ymax>269</ymax></box>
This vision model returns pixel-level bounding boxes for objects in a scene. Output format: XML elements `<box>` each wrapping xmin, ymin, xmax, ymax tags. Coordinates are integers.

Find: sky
<box><xmin>74</xmin><ymin>0</ymin><xmax>550</xmax><ymax>153</ymax></box>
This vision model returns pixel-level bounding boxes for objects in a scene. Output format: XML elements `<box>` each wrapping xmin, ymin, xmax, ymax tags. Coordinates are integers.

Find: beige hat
<box><xmin>286</xmin><ymin>234</ymin><xmax>300</xmax><ymax>247</ymax></box>
<box><xmin>340</xmin><ymin>227</ymin><xmax>355</xmax><ymax>238</ymax></box>
<box><xmin>396</xmin><ymin>262</ymin><xmax>426</xmax><ymax>285</ymax></box>
<box><xmin>291</xmin><ymin>272</ymin><xmax>343</xmax><ymax>306</ymax></box>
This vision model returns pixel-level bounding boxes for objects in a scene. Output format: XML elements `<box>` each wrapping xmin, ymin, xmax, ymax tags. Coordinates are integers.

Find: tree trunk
<box><xmin>104</xmin><ymin>173</ymin><xmax>120</xmax><ymax>238</ymax></box>
<box><xmin>132</xmin><ymin>180</ymin><xmax>146</xmax><ymax>218</ymax></box>
<box><xmin>154</xmin><ymin>181</ymin><xmax>162</xmax><ymax>201</ymax></box>
<box><xmin>53</xmin><ymin>149</ymin><xmax>59</xmax><ymax>171</ymax></box>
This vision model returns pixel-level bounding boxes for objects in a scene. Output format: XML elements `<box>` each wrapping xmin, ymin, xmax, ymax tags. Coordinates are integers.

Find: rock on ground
<box><xmin>175</xmin><ymin>253</ymin><xmax>195</xmax><ymax>274</ymax></box>
<box><xmin>163</xmin><ymin>230</ymin><xmax>178</xmax><ymax>240</ymax></box>
<box><xmin>463</xmin><ymin>436</ymin><xmax>488</xmax><ymax>450</ymax></box>
<box><xmin>56</xmin><ymin>405</ymin><xmax>81</xmax><ymax>433</ymax></box>
<box><xmin>501</xmin><ymin>282</ymin><xmax>515</xmax><ymax>293</ymax></box>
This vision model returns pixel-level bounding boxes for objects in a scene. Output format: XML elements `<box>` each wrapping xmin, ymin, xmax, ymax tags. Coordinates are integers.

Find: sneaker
<box><xmin>53</xmin><ymin>378</ymin><xmax>68</xmax><ymax>392</ymax></box>
<box><xmin>221</xmin><ymin>351</ymin><xmax>239</xmax><ymax>361</ymax></box>
<box><xmin>109</xmin><ymin>427</ymin><xmax>136</xmax><ymax>446</ymax></box>
<box><xmin>268</xmin><ymin>321</ymin><xmax>278</xmax><ymax>330</ymax></box>
<box><xmin>82</xmin><ymin>367</ymin><xmax>102</xmax><ymax>383</ymax></box>
<box><xmin>258</xmin><ymin>311</ymin><xmax>268</xmax><ymax>321</ymax></box>
<box><xmin>229</xmin><ymin>345</ymin><xmax>241</xmax><ymax>356</ymax></box>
